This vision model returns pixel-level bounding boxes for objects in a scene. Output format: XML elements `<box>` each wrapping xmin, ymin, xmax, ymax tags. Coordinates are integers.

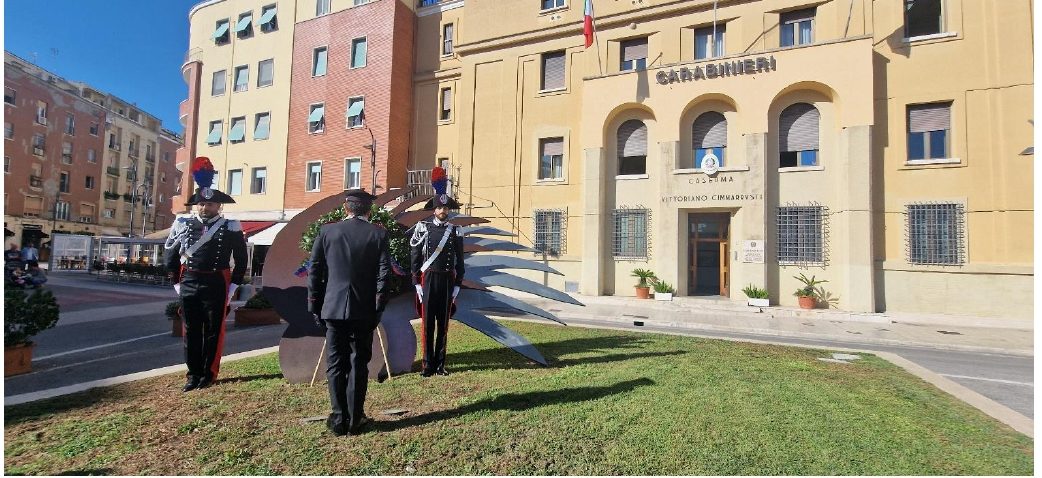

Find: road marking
<box><xmin>940</xmin><ymin>374</ymin><xmax>1033</xmax><ymax>387</ymax></box>
<box><xmin>35</xmin><ymin>332</ymin><xmax>170</xmax><ymax>361</ymax></box>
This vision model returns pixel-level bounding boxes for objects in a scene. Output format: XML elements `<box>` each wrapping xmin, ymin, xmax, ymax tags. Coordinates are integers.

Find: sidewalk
<box><xmin>506</xmin><ymin>291</ymin><xmax>1034</xmax><ymax>356</ymax></box>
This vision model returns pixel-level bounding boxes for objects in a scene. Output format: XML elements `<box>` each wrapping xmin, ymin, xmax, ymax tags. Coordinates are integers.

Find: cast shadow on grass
<box><xmin>215</xmin><ymin>373</ymin><xmax>284</xmax><ymax>385</ymax></box>
<box><xmin>373</xmin><ymin>377</ymin><xmax>655</xmax><ymax>432</ymax></box>
<box><xmin>4</xmin><ymin>387</ymin><xmax>127</xmax><ymax>426</ymax></box>
<box><xmin>7</xmin><ymin>468</ymin><xmax>114</xmax><ymax>476</ymax></box>
<box><xmin>447</xmin><ymin>335</ymin><xmax>688</xmax><ymax>374</ymax></box>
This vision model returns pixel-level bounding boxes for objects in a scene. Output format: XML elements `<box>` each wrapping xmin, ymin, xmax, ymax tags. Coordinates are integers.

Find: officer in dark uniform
<box><xmin>308</xmin><ymin>190</ymin><xmax>392</xmax><ymax>436</ymax></box>
<box><xmin>410</xmin><ymin>191</ymin><xmax>465</xmax><ymax>377</ymax></box>
<box><xmin>164</xmin><ymin>157</ymin><xmax>247</xmax><ymax>393</ymax></box>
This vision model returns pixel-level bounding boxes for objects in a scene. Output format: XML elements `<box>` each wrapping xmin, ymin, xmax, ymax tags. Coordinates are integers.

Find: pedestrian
<box><xmin>5</xmin><ymin>243</ymin><xmax>22</xmax><ymax>262</ymax></box>
<box><xmin>308</xmin><ymin>189</ymin><xmax>392</xmax><ymax>436</ymax></box>
<box><xmin>21</xmin><ymin>242</ymin><xmax>39</xmax><ymax>269</ymax></box>
<box><xmin>163</xmin><ymin>157</ymin><xmax>247</xmax><ymax>393</ymax></box>
<box><xmin>410</xmin><ymin>167</ymin><xmax>465</xmax><ymax>377</ymax></box>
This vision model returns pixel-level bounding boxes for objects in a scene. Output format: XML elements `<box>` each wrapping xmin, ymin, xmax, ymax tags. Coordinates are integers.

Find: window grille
<box><xmin>533</xmin><ymin>209</ymin><xmax>566</xmax><ymax>256</ymax></box>
<box><xmin>906</xmin><ymin>202</ymin><xmax>964</xmax><ymax>265</ymax></box>
<box><xmin>776</xmin><ymin>204</ymin><xmax>828</xmax><ymax>264</ymax></box>
<box><xmin>612</xmin><ymin>207</ymin><xmax>650</xmax><ymax>259</ymax></box>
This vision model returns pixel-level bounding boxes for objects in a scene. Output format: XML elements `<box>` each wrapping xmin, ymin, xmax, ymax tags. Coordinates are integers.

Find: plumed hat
<box><xmin>185</xmin><ymin>157</ymin><xmax>236</xmax><ymax>205</ymax></box>
<box><xmin>422</xmin><ymin>167</ymin><xmax>460</xmax><ymax>210</ymax></box>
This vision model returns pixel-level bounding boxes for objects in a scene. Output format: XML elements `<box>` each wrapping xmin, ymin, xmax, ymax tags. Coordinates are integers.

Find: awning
<box><xmin>212</xmin><ymin>23</ymin><xmax>230</xmax><ymax>39</ymax></box>
<box><xmin>346</xmin><ymin>100</ymin><xmax>364</xmax><ymax>118</ymax></box>
<box><xmin>4</xmin><ymin>228</ymin><xmax>13</xmax><ymax>237</ymax></box>
<box><xmin>235</xmin><ymin>15</ymin><xmax>252</xmax><ymax>32</ymax></box>
<box><xmin>228</xmin><ymin>120</ymin><xmax>246</xmax><ymax>141</ymax></box>
<box><xmin>206</xmin><ymin>122</ymin><xmax>223</xmax><ymax>144</ymax></box>
<box><xmin>247</xmin><ymin>222</ymin><xmax>286</xmax><ymax>246</ymax></box>
<box><xmin>257</xmin><ymin>7</ymin><xmax>277</xmax><ymax>26</ymax></box>
<box><xmin>99</xmin><ymin>228</ymin><xmax>122</xmax><ymax>236</ymax></box>
<box><xmin>240</xmin><ymin>221</ymin><xmax>276</xmax><ymax>238</ymax></box>
<box><xmin>307</xmin><ymin>106</ymin><xmax>325</xmax><ymax>123</ymax></box>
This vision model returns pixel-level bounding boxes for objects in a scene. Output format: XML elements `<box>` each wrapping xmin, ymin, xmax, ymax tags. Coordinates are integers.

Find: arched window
<box><xmin>692</xmin><ymin>111</ymin><xmax>727</xmax><ymax>168</ymax></box>
<box><xmin>617</xmin><ymin>119</ymin><xmax>647</xmax><ymax>175</ymax></box>
<box><xmin>779</xmin><ymin>103</ymin><xmax>819</xmax><ymax>168</ymax></box>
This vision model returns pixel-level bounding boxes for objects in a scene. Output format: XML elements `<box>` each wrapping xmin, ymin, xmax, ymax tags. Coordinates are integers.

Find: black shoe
<box><xmin>348</xmin><ymin>416</ymin><xmax>373</xmax><ymax>435</ymax></box>
<box><xmin>325</xmin><ymin>416</ymin><xmax>349</xmax><ymax>436</ymax></box>
<box><xmin>376</xmin><ymin>370</ymin><xmax>389</xmax><ymax>383</ymax></box>
<box><xmin>197</xmin><ymin>376</ymin><xmax>213</xmax><ymax>389</ymax></box>
<box><xmin>436</xmin><ymin>368</ymin><xmax>450</xmax><ymax>376</ymax></box>
<box><xmin>182</xmin><ymin>376</ymin><xmax>201</xmax><ymax>393</ymax></box>
<box><xmin>420</xmin><ymin>370</ymin><xmax>434</xmax><ymax>378</ymax></box>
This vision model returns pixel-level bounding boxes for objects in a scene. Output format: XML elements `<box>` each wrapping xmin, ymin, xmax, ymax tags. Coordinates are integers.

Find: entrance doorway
<box><xmin>688</xmin><ymin>213</ymin><xmax>730</xmax><ymax>296</ymax></box>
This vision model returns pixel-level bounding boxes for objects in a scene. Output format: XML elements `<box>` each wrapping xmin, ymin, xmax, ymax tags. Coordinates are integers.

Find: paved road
<box><xmin>6</xmin><ymin>274</ymin><xmax>1033</xmax><ymax>420</ymax></box>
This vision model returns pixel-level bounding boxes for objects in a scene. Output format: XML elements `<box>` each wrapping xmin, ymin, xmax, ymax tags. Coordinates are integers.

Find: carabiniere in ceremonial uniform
<box><xmin>164</xmin><ymin>157</ymin><xmax>248</xmax><ymax>392</ymax></box>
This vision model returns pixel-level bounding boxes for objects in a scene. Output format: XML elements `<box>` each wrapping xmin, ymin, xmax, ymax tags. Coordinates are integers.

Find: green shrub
<box><xmin>300</xmin><ymin>204</ymin><xmax>409</xmax><ymax>294</ymax></box>
<box><xmin>631</xmin><ymin>268</ymin><xmax>657</xmax><ymax>288</ymax></box>
<box><xmin>742</xmin><ymin>284</ymin><xmax>769</xmax><ymax>299</ymax></box>
<box><xmin>652</xmin><ymin>280</ymin><xmax>675</xmax><ymax>294</ymax></box>
<box><xmin>793</xmin><ymin>273</ymin><xmax>828</xmax><ymax>298</ymax></box>
<box><xmin>165</xmin><ymin>300</ymin><xmax>182</xmax><ymax>319</ymax></box>
<box><xmin>242</xmin><ymin>292</ymin><xmax>273</xmax><ymax>310</ymax></box>
<box><xmin>5</xmin><ymin>288</ymin><xmax>60</xmax><ymax>346</ymax></box>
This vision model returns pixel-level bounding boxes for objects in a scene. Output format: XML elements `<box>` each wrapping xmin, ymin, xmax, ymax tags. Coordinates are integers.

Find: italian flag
<box><xmin>583</xmin><ymin>0</ymin><xmax>594</xmax><ymax>48</ymax></box>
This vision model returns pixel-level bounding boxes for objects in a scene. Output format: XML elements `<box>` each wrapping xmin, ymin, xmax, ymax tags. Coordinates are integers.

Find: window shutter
<box><xmin>780</xmin><ymin>103</ymin><xmax>819</xmax><ymax>152</ymax></box>
<box><xmin>542</xmin><ymin>51</ymin><xmax>566</xmax><ymax>90</ymax></box>
<box><xmin>692</xmin><ymin>112</ymin><xmax>727</xmax><ymax>148</ymax></box>
<box><xmin>908</xmin><ymin>102</ymin><xmax>950</xmax><ymax>133</ymax></box>
<box><xmin>622</xmin><ymin>38</ymin><xmax>648</xmax><ymax>61</ymax></box>
<box><xmin>541</xmin><ymin>137</ymin><xmax>564</xmax><ymax>156</ymax></box>
<box><xmin>618</xmin><ymin>120</ymin><xmax>648</xmax><ymax>157</ymax></box>
<box><xmin>441</xmin><ymin>88</ymin><xmax>452</xmax><ymax>112</ymax></box>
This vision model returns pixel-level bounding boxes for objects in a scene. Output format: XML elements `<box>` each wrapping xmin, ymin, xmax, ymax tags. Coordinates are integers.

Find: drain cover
<box><xmin>937</xmin><ymin>330</ymin><xmax>963</xmax><ymax>335</ymax></box>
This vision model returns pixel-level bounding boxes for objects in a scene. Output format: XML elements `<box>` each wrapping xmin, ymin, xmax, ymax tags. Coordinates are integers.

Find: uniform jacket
<box><xmin>163</xmin><ymin>214</ymin><xmax>248</xmax><ymax>284</ymax></box>
<box><xmin>410</xmin><ymin>220</ymin><xmax>465</xmax><ymax>286</ymax></box>
<box><xmin>308</xmin><ymin>217</ymin><xmax>392</xmax><ymax>323</ymax></box>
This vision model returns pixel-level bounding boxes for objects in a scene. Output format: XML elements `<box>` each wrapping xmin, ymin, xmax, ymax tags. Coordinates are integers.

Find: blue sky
<box><xmin>4</xmin><ymin>0</ymin><xmax>200</xmax><ymax>134</ymax></box>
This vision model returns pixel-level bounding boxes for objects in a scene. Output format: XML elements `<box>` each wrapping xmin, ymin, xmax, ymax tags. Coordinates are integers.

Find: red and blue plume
<box><xmin>431</xmin><ymin>166</ymin><xmax>447</xmax><ymax>195</ymax></box>
<box><xmin>191</xmin><ymin>157</ymin><xmax>215</xmax><ymax>190</ymax></box>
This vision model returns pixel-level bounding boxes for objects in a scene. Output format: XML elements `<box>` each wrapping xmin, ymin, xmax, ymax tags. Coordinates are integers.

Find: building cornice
<box><xmin>188</xmin><ymin>0</ymin><xmax>226</xmax><ymax>22</ymax></box>
<box><xmin>416</xmin><ymin>0</ymin><xmax>464</xmax><ymax>17</ymax></box>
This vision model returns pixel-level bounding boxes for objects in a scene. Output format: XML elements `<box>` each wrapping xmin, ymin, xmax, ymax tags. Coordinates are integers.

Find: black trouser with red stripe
<box><xmin>419</xmin><ymin>270</ymin><xmax>454</xmax><ymax>373</ymax></box>
<box><xmin>179</xmin><ymin>269</ymin><xmax>230</xmax><ymax>381</ymax></box>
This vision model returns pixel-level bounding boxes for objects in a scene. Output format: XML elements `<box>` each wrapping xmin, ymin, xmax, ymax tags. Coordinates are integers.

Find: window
<box><xmin>163</xmin><ymin>151</ymin><xmax>170</xmax><ymax>162</ymax></box>
<box><xmin>65</xmin><ymin>113</ymin><xmax>76</xmax><ymax>135</ymax></box>
<box><xmin>207</xmin><ymin>120</ymin><xmax>224</xmax><ymax>145</ymax></box>
<box><xmin>439</xmin><ymin>88</ymin><xmax>453</xmax><ymax>121</ymax></box>
<box><xmin>316</xmin><ymin>0</ymin><xmax>331</xmax><ymax>15</ymax></box>
<box><xmin>620</xmin><ymin>38</ymin><xmax>648</xmax><ymax>71</ymax></box>
<box><xmin>777</xmin><ymin>205</ymin><xmax>825</xmax><ymax>263</ymax></box>
<box><xmin>617</xmin><ymin>119</ymin><xmax>647</xmax><ymax>175</ymax></box>
<box><xmin>541</xmin><ymin>51</ymin><xmax>566</xmax><ymax>90</ymax></box>
<box><xmin>55</xmin><ymin>201</ymin><xmax>70</xmax><ymax>221</ymax></box>
<box><xmin>306</xmin><ymin>162</ymin><xmax>322</xmax><ymax>191</ymax></box>
<box><xmin>4</xmin><ymin>122</ymin><xmax>12</xmax><ymax>140</ymax></box>
<box><xmin>87</xmin><ymin>149</ymin><xmax>97</xmax><ymax>163</ymax></box>
<box><xmin>612</xmin><ymin>208</ymin><xmax>649</xmax><ymax>258</ymax></box>
<box><xmin>236</xmin><ymin>11</ymin><xmax>253</xmax><ymax>38</ymax></box>
<box><xmin>212</xmin><ymin>70</ymin><xmax>227</xmax><ymax>96</ymax></box>
<box><xmin>35</xmin><ymin>100</ymin><xmax>48</xmax><ymax>124</ymax></box>
<box><xmin>3</xmin><ymin>87</ymin><xmax>14</xmax><ymax>105</ymax></box>
<box><xmin>32</xmin><ymin>133</ymin><xmax>45</xmax><ymax>155</ymax></box>
<box><xmin>229</xmin><ymin>116</ymin><xmax>247</xmax><ymax>143</ymax></box>
<box><xmin>779</xmin><ymin>103</ymin><xmax>819</xmax><ymax>167</ymax></box>
<box><xmin>213</xmin><ymin>19</ymin><xmax>231</xmax><ymax>44</ymax></box>
<box><xmin>442</xmin><ymin>24</ymin><xmax>454</xmax><ymax>56</ymax></box>
<box><xmin>103</xmin><ymin>208</ymin><xmax>115</xmax><ymax>219</ymax></box>
<box><xmin>541</xmin><ymin>0</ymin><xmax>565</xmax><ymax>10</ymax></box>
<box><xmin>234</xmin><ymin>65</ymin><xmax>249</xmax><ymax>92</ymax></box>
<box><xmin>62</xmin><ymin>142</ymin><xmax>73</xmax><ymax>164</ymax></box>
<box><xmin>695</xmin><ymin>24</ymin><xmax>726</xmax><ymax>60</ymax></box>
<box><xmin>259</xmin><ymin>4</ymin><xmax>278</xmax><ymax>32</ymax></box>
<box><xmin>780</xmin><ymin>8</ymin><xmax>814</xmax><ymax>47</ymax></box>
<box><xmin>4</xmin><ymin>156</ymin><xmax>9</xmax><ymax>173</ymax></box>
<box><xmin>351</xmin><ymin>38</ymin><xmax>367</xmax><ymax>68</ymax></box>
<box><xmin>313</xmin><ymin>47</ymin><xmax>328</xmax><ymax>76</ymax></box>
<box><xmin>905</xmin><ymin>0</ymin><xmax>943</xmax><ymax>38</ymax></box>
<box><xmin>251</xmin><ymin>167</ymin><xmax>267</xmax><ymax>194</ymax></box>
<box><xmin>308</xmin><ymin>103</ymin><xmax>326</xmax><ymax>133</ymax></box>
<box><xmin>89</xmin><ymin>122</ymin><xmax>99</xmax><ymax>136</ymax></box>
<box><xmin>692</xmin><ymin>112</ymin><xmax>727</xmax><ymax>168</ymax></box>
<box><xmin>533</xmin><ymin>209</ymin><xmax>566</xmax><ymax>256</ymax></box>
<box><xmin>212</xmin><ymin>171</ymin><xmax>220</xmax><ymax>190</ymax></box>
<box><xmin>538</xmin><ymin>137</ymin><xmax>564</xmax><ymax>180</ymax></box>
<box><xmin>59</xmin><ymin>172</ymin><xmax>70</xmax><ymax>193</ymax></box>
<box><xmin>160</xmin><ymin>172</ymin><xmax>167</xmax><ymax>183</ymax></box>
<box><xmin>346</xmin><ymin>97</ymin><xmax>364</xmax><ymax>128</ymax></box>
<box><xmin>85</xmin><ymin>175</ymin><xmax>95</xmax><ymax>189</ymax></box>
<box><xmin>907</xmin><ymin>102</ymin><xmax>951</xmax><ymax>161</ymax></box>
<box><xmin>228</xmin><ymin>169</ymin><xmax>243</xmax><ymax>195</ymax></box>
<box><xmin>345</xmin><ymin>158</ymin><xmax>362</xmax><ymax>189</ymax></box>
<box><xmin>907</xmin><ymin>203</ymin><xmax>964</xmax><ymax>265</ymax></box>
<box><xmin>258</xmin><ymin>59</ymin><xmax>274</xmax><ymax>87</ymax></box>
<box><xmin>254</xmin><ymin>112</ymin><xmax>271</xmax><ymax>140</ymax></box>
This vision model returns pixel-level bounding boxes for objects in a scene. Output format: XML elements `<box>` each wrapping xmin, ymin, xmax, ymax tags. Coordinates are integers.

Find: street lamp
<box><xmin>359</xmin><ymin>110</ymin><xmax>378</xmax><ymax>193</ymax></box>
<box><xmin>124</xmin><ymin>162</ymin><xmax>152</xmax><ymax>238</ymax></box>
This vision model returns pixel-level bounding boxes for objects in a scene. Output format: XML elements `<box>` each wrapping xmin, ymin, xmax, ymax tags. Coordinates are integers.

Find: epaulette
<box><xmin>226</xmin><ymin>219</ymin><xmax>242</xmax><ymax>232</ymax></box>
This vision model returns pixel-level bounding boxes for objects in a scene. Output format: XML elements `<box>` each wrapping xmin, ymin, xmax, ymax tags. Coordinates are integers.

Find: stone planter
<box><xmin>5</xmin><ymin>343</ymin><xmax>34</xmax><ymax>376</ymax></box>
<box><xmin>170</xmin><ymin>316</ymin><xmax>184</xmax><ymax>337</ymax></box>
<box><xmin>747</xmin><ymin>298</ymin><xmax>770</xmax><ymax>307</ymax></box>
<box><xmin>797</xmin><ymin>296</ymin><xmax>817</xmax><ymax>309</ymax></box>
<box><xmin>234</xmin><ymin>307</ymin><xmax>283</xmax><ymax>326</ymax></box>
<box><xmin>635</xmin><ymin>286</ymin><xmax>651</xmax><ymax>299</ymax></box>
<box><xmin>654</xmin><ymin>292</ymin><xmax>673</xmax><ymax>301</ymax></box>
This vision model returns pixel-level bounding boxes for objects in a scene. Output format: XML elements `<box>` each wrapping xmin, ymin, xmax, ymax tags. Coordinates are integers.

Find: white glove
<box><xmin>452</xmin><ymin>286</ymin><xmax>460</xmax><ymax>299</ymax></box>
<box><xmin>415</xmin><ymin>284</ymin><xmax>423</xmax><ymax>299</ymax></box>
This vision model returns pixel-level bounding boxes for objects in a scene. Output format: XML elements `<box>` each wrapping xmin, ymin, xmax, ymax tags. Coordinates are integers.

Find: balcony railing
<box><xmin>109</xmin><ymin>143</ymin><xmax>121</xmax><ymax>151</ymax></box>
<box><xmin>29</xmin><ymin>176</ymin><xmax>43</xmax><ymax>188</ymax></box>
<box><xmin>106</xmin><ymin>166</ymin><xmax>120</xmax><ymax>176</ymax></box>
<box><xmin>406</xmin><ymin>169</ymin><xmax>453</xmax><ymax>199</ymax></box>
<box><xmin>128</xmin><ymin>147</ymin><xmax>139</xmax><ymax>158</ymax></box>
<box><xmin>145</xmin><ymin>154</ymin><xmax>156</xmax><ymax>163</ymax></box>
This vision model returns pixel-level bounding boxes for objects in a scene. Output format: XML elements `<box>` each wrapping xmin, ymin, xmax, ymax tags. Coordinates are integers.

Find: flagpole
<box><xmin>590</xmin><ymin>0</ymin><xmax>603</xmax><ymax>76</ymax></box>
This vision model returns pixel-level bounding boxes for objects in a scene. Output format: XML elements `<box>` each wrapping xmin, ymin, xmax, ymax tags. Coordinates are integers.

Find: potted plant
<box><xmin>793</xmin><ymin>273</ymin><xmax>828</xmax><ymax>309</ymax></box>
<box><xmin>631</xmin><ymin>268</ymin><xmax>656</xmax><ymax>299</ymax></box>
<box><xmin>652</xmin><ymin>280</ymin><xmax>675</xmax><ymax>301</ymax></box>
<box><xmin>742</xmin><ymin>284</ymin><xmax>770</xmax><ymax>307</ymax></box>
<box><xmin>234</xmin><ymin>292</ymin><xmax>282</xmax><ymax>326</ymax></box>
<box><xmin>5</xmin><ymin>288</ymin><xmax>60</xmax><ymax>376</ymax></box>
<box><xmin>166</xmin><ymin>299</ymin><xmax>183</xmax><ymax>337</ymax></box>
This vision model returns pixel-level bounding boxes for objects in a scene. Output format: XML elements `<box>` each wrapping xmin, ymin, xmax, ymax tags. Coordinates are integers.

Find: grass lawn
<box><xmin>4</xmin><ymin>320</ymin><xmax>1033</xmax><ymax>475</ymax></box>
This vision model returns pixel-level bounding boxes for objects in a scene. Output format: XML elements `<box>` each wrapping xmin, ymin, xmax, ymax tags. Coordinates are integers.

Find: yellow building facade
<box><xmin>412</xmin><ymin>0</ymin><xmax>1033</xmax><ymax>319</ymax></box>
